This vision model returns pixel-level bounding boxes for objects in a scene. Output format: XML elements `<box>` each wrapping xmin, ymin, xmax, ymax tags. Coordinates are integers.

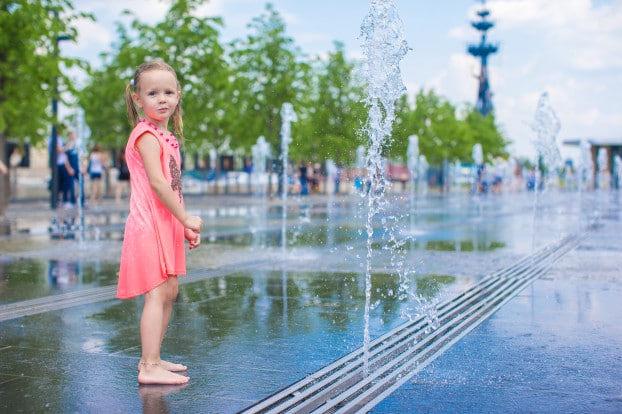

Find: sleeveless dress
<box><xmin>117</xmin><ymin>120</ymin><xmax>186</xmax><ymax>299</ymax></box>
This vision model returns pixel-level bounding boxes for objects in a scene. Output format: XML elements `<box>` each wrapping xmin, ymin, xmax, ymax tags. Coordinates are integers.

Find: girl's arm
<box><xmin>137</xmin><ymin>133</ymin><xmax>202</xmax><ymax>232</ymax></box>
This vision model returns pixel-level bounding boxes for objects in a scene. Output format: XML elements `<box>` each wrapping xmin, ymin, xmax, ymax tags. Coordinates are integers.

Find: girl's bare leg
<box><xmin>159</xmin><ymin>277</ymin><xmax>187</xmax><ymax>371</ymax></box>
<box><xmin>137</xmin><ymin>279</ymin><xmax>189</xmax><ymax>385</ymax></box>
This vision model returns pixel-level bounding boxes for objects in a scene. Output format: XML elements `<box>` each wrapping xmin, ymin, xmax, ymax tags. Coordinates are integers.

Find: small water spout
<box><xmin>472</xmin><ymin>143</ymin><xmax>484</xmax><ymax>196</ymax></box>
<box><xmin>578</xmin><ymin>139</ymin><xmax>594</xmax><ymax>192</ymax></box>
<box><xmin>531</xmin><ymin>92</ymin><xmax>562</xmax><ymax>186</ymax></box>
<box><xmin>614</xmin><ymin>155</ymin><xmax>622</xmax><ymax>190</ymax></box>
<box><xmin>251</xmin><ymin>135</ymin><xmax>271</xmax><ymax>195</ymax></box>
<box><xmin>530</xmin><ymin>92</ymin><xmax>561</xmax><ymax>248</ymax></box>
<box><xmin>597</xmin><ymin>147</ymin><xmax>609</xmax><ymax>190</ymax></box>
<box><xmin>280</xmin><ymin>103</ymin><xmax>297</xmax><ymax>254</ymax></box>
<box><xmin>407</xmin><ymin>135</ymin><xmax>419</xmax><ymax>241</ymax></box>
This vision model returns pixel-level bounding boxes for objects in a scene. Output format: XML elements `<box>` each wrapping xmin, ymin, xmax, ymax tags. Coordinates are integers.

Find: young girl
<box><xmin>117</xmin><ymin>59</ymin><xmax>203</xmax><ymax>385</ymax></box>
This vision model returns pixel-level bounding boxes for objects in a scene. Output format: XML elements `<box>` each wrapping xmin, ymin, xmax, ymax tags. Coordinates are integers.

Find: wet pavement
<box><xmin>0</xmin><ymin>190</ymin><xmax>621</xmax><ymax>413</ymax></box>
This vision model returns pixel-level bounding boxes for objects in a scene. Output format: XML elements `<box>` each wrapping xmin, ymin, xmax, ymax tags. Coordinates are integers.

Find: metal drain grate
<box><xmin>240</xmin><ymin>232</ymin><xmax>586</xmax><ymax>414</ymax></box>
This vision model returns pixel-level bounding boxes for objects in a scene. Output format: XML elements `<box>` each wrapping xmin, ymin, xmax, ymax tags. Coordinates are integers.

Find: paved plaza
<box><xmin>0</xmin><ymin>190</ymin><xmax>621</xmax><ymax>413</ymax></box>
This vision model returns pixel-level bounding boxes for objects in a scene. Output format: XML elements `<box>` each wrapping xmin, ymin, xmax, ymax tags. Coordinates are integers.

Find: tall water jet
<box><xmin>280</xmin><ymin>103</ymin><xmax>297</xmax><ymax>254</ymax></box>
<box><xmin>360</xmin><ymin>0</ymin><xmax>409</xmax><ymax>374</ymax></box>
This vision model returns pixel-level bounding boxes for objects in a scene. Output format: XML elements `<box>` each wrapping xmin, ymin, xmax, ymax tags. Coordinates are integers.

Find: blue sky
<box><xmin>64</xmin><ymin>0</ymin><xmax>622</xmax><ymax>161</ymax></box>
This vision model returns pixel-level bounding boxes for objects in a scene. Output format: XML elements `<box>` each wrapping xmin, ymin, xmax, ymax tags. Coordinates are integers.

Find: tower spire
<box><xmin>467</xmin><ymin>0</ymin><xmax>499</xmax><ymax>116</ymax></box>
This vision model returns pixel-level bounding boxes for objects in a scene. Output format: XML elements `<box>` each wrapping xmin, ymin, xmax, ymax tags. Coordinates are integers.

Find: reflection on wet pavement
<box><xmin>0</xmin><ymin>191</ymin><xmax>620</xmax><ymax>413</ymax></box>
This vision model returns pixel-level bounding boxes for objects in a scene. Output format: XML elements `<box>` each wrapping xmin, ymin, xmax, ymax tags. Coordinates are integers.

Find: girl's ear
<box><xmin>131</xmin><ymin>92</ymin><xmax>141</xmax><ymax>108</ymax></box>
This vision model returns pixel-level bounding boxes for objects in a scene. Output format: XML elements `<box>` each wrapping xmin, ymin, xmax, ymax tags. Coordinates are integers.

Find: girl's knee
<box><xmin>168</xmin><ymin>287</ymin><xmax>178</xmax><ymax>302</ymax></box>
<box><xmin>166</xmin><ymin>276</ymin><xmax>179</xmax><ymax>300</ymax></box>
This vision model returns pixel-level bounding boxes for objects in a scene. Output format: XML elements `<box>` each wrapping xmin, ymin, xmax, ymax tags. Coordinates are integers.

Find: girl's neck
<box><xmin>142</xmin><ymin>116</ymin><xmax>169</xmax><ymax>132</ymax></box>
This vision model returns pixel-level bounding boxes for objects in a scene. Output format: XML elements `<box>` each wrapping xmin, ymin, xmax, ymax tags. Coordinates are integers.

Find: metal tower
<box><xmin>468</xmin><ymin>0</ymin><xmax>499</xmax><ymax>116</ymax></box>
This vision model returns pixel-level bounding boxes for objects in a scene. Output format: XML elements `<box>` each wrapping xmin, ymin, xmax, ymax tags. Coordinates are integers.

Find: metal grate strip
<box><xmin>239</xmin><ymin>233</ymin><xmax>586</xmax><ymax>414</ymax></box>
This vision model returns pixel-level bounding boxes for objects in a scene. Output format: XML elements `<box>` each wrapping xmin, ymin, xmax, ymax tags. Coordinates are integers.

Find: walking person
<box><xmin>117</xmin><ymin>59</ymin><xmax>203</xmax><ymax>385</ymax></box>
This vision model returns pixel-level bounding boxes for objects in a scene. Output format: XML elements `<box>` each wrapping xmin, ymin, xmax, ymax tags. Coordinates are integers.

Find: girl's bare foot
<box><xmin>138</xmin><ymin>359</ymin><xmax>187</xmax><ymax>372</ymax></box>
<box><xmin>138</xmin><ymin>362</ymin><xmax>189</xmax><ymax>385</ymax></box>
<box><xmin>160</xmin><ymin>359</ymin><xmax>187</xmax><ymax>372</ymax></box>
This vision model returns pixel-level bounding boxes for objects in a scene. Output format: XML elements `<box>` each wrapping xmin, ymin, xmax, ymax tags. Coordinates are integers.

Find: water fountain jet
<box><xmin>359</xmin><ymin>0</ymin><xmax>409</xmax><ymax>374</ymax></box>
<box><xmin>530</xmin><ymin>92</ymin><xmax>562</xmax><ymax>248</ymax></box>
<box><xmin>280</xmin><ymin>103</ymin><xmax>297</xmax><ymax>255</ymax></box>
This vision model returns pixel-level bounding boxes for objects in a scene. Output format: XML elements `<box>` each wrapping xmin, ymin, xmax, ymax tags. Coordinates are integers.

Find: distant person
<box><xmin>9</xmin><ymin>146</ymin><xmax>22</xmax><ymax>170</ymax></box>
<box><xmin>116</xmin><ymin>59</ymin><xmax>203</xmax><ymax>385</ymax></box>
<box><xmin>115</xmin><ymin>147</ymin><xmax>130</xmax><ymax>202</ymax></box>
<box><xmin>88</xmin><ymin>143</ymin><xmax>107</xmax><ymax>205</ymax></box>
<box><xmin>298</xmin><ymin>161</ymin><xmax>308</xmax><ymax>195</ymax></box>
<box><xmin>1</xmin><ymin>158</ymin><xmax>10</xmax><ymax>201</ymax></box>
<box><xmin>65</xmin><ymin>131</ymin><xmax>81</xmax><ymax>206</ymax></box>
<box><xmin>49</xmin><ymin>129</ymin><xmax>76</xmax><ymax>208</ymax></box>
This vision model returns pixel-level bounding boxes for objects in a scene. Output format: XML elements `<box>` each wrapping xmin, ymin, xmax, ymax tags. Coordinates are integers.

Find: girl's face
<box><xmin>132</xmin><ymin>69</ymin><xmax>180</xmax><ymax>126</ymax></box>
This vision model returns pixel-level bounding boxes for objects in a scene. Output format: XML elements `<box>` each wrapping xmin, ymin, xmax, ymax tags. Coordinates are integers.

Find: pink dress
<box><xmin>117</xmin><ymin>120</ymin><xmax>186</xmax><ymax>299</ymax></box>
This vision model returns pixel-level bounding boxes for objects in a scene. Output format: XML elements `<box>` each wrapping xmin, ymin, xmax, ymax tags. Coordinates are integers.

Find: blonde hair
<box><xmin>125</xmin><ymin>59</ymin><xmax>184</xmax><ymax>146</ymax></box>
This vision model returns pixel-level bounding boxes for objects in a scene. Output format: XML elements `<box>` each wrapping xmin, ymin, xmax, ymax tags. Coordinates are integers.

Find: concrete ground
<box><xmin>0</xmin><ymin>191</ymin><xmax>621</xmax><ymax>413</ymax></box>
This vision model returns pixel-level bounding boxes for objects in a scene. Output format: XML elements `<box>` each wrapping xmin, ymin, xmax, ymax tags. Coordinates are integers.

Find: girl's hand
<box><xmin>183</xmin><ymin>215</ymin><xmax>203</xmax><ymax>233</ymax></box>
<box><xmin>185</xmin><ymin>228</ymin><xmax>201</xmax><ymax>250</ymax></box>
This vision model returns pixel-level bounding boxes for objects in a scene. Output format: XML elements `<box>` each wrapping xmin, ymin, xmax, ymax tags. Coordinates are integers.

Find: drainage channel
<box><xmin>240</xmin><ymin>232</ymin><xmax>587</xmax><ymax>414</ymax></box>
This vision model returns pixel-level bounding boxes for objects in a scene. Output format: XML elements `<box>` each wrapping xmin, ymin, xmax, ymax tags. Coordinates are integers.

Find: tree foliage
<box><xmin>228</xmin><ymin>3</ymin><xmax>310</xmax><ymax>155</ymax></box>
<box><xmin>1</xmin><ymin>0</ymin><xmax>512</xmax><ymax>211</ymax></box>
<box><xmin>77</xmin><ymin>1</ymin><xmax>509</xmax><ymax>173</ymax></box>
<box><xmin>293</xmin><ymin>41</ymin><xmax>367</xmax><ymax>165</ymax></box>
<box><xmin>0</xmin><ymin>0</ymin><xmax>91</xmax><ymax>142</ymax></box>
<box><xmin>0</xmin><ymin>0</ymin><xmax>91</xmax><ymax>213</ymax></box>
<box><xmin>79</xmin><ymin>0</ymin><xmax>228</xmax><ymax>154</ymax></box>
<box><xmin>391</xmin><ymin>89</ymin><xmax>508</xmax><ymax>166</ymax></box>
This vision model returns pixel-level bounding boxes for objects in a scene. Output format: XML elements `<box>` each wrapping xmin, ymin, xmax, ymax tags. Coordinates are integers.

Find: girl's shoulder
<box><xmin>129</xmin><ymin>120</ymin><xmax>160</xmax><ymax>148</ymax></box>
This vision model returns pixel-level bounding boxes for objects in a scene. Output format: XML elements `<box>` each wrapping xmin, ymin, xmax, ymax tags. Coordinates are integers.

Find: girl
<box><xmin>117</xmin><ymin>59</ymin><xmax>203</xmax><ymax>385</ymax></box>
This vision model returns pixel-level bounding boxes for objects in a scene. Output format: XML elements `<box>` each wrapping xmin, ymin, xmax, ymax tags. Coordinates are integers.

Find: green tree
<box><xmin>0</xmin><ymin>0</ymin><xmax>91</xmax><ymax>214</ymax></box>
<box><xmin>462</xmin><ymin>105</ymin><xmax>509</xmax><ymax>163</ymax></box>
<box><xmin>294</xmin><ymin>41</ymin><xmax>366</xmax><ymax>165</ymax></box>
<box><xmin>79</xmin><ymin>0</ymin><xmax>229</xmax><ymax>160</ymax></box>
<box><xmin>410</xmin><ymin>90</ymin><xmax>451</xmax><ymax>166</ymax></box>
<box><xmin>391</xmin><ymin>90</ymin><xmax>508</xmax><ymax>169</ymax></box>
<box><xmin>228</xmin><ymin>3</ymin><xmax>310</xmax><ymax>159</ymax></box>
<box><xmin>387</xmin><ymin>93</ymin><xmax>416</xmax><ymax>163</ymax></box>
